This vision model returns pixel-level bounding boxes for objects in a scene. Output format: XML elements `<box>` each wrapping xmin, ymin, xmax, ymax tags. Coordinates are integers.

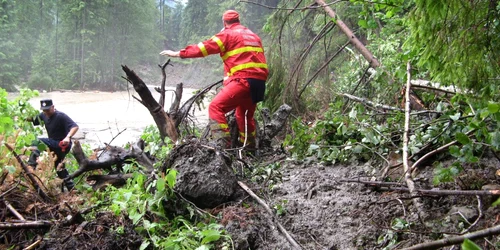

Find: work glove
<box><xmin>58</xmin><ymin>140</ymin><xmax>69</xmax><ymax>152</ymax></box>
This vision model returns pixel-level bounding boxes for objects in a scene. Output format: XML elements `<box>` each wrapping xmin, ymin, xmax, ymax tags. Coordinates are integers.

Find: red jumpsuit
<box><xmin>179</xmin><ymin>22</ymin><xmax>268</xmax><ymax>148</ymax></box>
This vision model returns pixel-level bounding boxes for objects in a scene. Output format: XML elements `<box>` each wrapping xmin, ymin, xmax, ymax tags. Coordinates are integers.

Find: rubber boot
<box><xmin>56</xmin><ymin>169</ymin><xmax>75</xmax><ymax>191</ymax></box>
<box><xmin>27</xmin><ymin>150</ymin><xmax>40</xmax><ymax>170</ymax></box>
<box><xmin>209</xmin><ymin>119</ymin><xmax>231</xmax><ymax>149</ymax></box>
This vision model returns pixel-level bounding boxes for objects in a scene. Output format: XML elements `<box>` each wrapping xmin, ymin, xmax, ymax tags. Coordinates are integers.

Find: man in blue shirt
<box><xmin>28</xmin><ymin>99</ymin><xmax>79</xmax><ymax>191</ymax></box>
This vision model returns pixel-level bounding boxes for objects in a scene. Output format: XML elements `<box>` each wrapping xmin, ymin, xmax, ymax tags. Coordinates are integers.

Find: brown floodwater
<box><xmin>11</xmin><ymin>87</ymin><xmax>208</xmax><ymax>148</ymax></box>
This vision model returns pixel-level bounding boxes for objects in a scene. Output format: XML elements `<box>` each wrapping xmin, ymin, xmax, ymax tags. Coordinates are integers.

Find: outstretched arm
<box><xmin>160</xmin><ymin>50</ymin><xmax>180</xmax><ymax>57</ymax></box>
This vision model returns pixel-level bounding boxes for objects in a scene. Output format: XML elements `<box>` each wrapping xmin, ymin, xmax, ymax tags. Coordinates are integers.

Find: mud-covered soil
<box><xmin>250</xmin><ymin>154</ymin><xmax>500</xmax><ymax>249</ymax></box>
<box><xmin>3</xmin><ymin>149</ymin><xmax>499</xmax><ymax>249</ymax></box>
<box><xmin>162</xmin><ymin>140</ymin><xmax>500</xmax><ymax>249</ymax></box>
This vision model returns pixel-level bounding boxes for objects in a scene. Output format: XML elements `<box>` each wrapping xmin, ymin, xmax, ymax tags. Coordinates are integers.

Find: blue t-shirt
<box><xmin>33</xmin><ymin>111</ymin><xmax>78</xmax><ymax>141</ymax></box>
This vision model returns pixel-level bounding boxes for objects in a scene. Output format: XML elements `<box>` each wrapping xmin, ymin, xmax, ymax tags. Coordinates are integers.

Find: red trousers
<box><xmin>209</xmin><ymin>78</ymin><xmax>256</xmax><ymax>139</ymax></box>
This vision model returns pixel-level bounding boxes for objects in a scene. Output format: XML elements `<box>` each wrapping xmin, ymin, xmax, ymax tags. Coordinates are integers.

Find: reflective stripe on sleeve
<box><xmin>211</xmin><ymin>36</ymin><xmax>226</xmax><ymax>53</ymax></box>
<box><xmin>198</xmin><ymin>42</ymin><xmax>208</xmax><ymax>57</ymax></box>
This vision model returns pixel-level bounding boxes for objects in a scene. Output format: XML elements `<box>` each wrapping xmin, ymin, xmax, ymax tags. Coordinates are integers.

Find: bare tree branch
<box><xmin>401</xmin><ymin>224</ymin><xmax>500</xmax><ymax>250</ymax></box>
<box><xmin>403</xmin><ymin>62</ymin><xmax>427</xmax><ymax>220</ymax></box>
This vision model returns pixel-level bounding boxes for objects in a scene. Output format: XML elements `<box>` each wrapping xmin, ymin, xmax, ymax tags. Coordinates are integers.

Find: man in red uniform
<box><xmin>161</xmin><ymin>10</ymin><xmax>268</xmax><ymax>150</ymax></box>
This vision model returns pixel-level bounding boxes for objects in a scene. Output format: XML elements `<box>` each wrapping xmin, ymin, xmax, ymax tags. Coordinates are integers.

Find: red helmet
<box><xmin>223</xmin><ymin>10</ymin><xmax>239</xmax><ymax>21</ymax></box>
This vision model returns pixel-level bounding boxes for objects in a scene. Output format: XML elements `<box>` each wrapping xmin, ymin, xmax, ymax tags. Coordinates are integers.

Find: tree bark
<box><xmin>122</xmin><ymin>65</ymin><xmax>178</xmax><ymax>142</ymax></box>
<box><xmin>69</xmin><ymin>140</ymin><xmax>154</xmax><ymax>189</ymax></box>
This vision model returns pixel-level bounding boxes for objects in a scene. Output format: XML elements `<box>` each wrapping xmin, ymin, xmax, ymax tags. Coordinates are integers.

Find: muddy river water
<box><xmin>15</xmin><ymin>87</ymin><xmax>208</xmax><ymax>148</ymax></box>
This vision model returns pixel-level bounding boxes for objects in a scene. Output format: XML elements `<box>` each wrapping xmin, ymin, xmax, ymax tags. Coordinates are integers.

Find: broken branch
<box><xmin>3</xmin><ymin>143</ymin><xmax>51</xmax><ymax>202</ymax></box>
<box><xmin>340</xmin><ymin>93</ymin><xmax>403</xmax><ymax>111</ymax></box>
<box><xmin>403</xmin><ymin>62</ymin><xmax>427</xmax><ymax>220</ymax></box>
<box><xmin>401</xmin><ymin>224</ymin><xmax>500</xmax><ymax>250</ymax></box>
<box><xmin>238</xmin><ymin>181</ymin><xmax>303</xmax><ymax>250</ymax></box>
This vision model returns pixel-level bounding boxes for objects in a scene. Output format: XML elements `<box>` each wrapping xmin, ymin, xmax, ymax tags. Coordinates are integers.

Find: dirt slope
<box><xmin>253</xmin><ymin>155</ymin><xmax>500</xmax><ymax>250</ymax></box>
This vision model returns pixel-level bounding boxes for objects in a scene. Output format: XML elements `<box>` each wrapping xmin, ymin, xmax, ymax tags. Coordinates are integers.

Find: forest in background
<box><xmin>0</xmin><ymin>0</ymin><xmax>276</xmax><ymax>92</ymax></box>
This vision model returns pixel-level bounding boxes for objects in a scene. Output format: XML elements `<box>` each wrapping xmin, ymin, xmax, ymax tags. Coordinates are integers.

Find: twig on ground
<box><xmin>0</xmin><ymin>220</ymin><xmax>52</xmax><ymax>229</ymax></box>
<box><xmin>4</xmin><ymin>200</ymin><xmax>25</xmax><ymax>221</ymax></box>
<box><xmin>0</xmin><ymin>180</ymin><xmax>20</xmax><ymax>199</ymax></box>
<box><xmin>461</xmin><ymin>195</ymin><xmax>483</xmax><ymax>234</ymax></box>
<box><xmin>339</xmin><ymin>178</ymin><xmax>406</xmax><ymax>187</ymax></box>
<box><xmin>24</xmin><ymin>238</ymin><xmax>43</xmax><ymax>250</ymax></box>
<box><xmin>401</xmin><ymin>224</ymin><xmax>500</xmax><ymax>250</ymax></box>
<box><xmin>237</xmin><ymin>181</ymin><xmax>303</xmax><ymax>250</ymax></box>
<box><xmin>377</xmin><ymin>186</ymin><xmax>500</xmax><ymax>196</ymax></box>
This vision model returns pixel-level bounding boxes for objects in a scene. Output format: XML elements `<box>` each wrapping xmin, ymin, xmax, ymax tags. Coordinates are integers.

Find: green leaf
<box><xmin>391</xmin><ymin>218</ymin><xmax>408</xmax><ymax>230</ymax></box>
<box><xmin>123</xmin><ymin>191</ymin><xmax>133</xmax><ymax>202</ymax></box>
<box><xmin>488</xmin><ymin>102</ymin><xmax>499</xmax><ymax>114</ymax></box>
<box><xmin>156</xmin><ymin>178</ymin><xmax>166</xmax><ymax>192</ymax></box>
<box><xmin>461</xmin><ymin>239</ymin><xmax>482</xmax><ymax>250</ymax></box>
<box><xmin>4</xmin><ymin>165</ymin><xmax>16</xmax><ymax>174</ymax></box>
<box><xmin>386</xmin><ymin>10</ymin><xmax>394</xmax><ymax>18</ymax></box>
<box><xmin>195</xmin><ymin>246</ymin><xmax>210</xmax><ymax>250</ymax></box>
<box><xmin>353</xmin><ymin>145</ymin><xmax>364</xmax><ymax>154</ymax></box>
<box><xmin>166</xmin><ymin>169</ymin><xmax>177</xmax><ymax>189</ymax></box>
<box><xmin>129</xmin><ymin>209</ymin><xmax>143</xmax><ymax>225</ymax></box>
<box><xmin>450</xmin><ymin>113</ymin><xmax>461</xmax><ymax>121</ymax></box>
<box><xmin>358</xmin><ymin>19</ymin><xmax>368</xmax><ymax>28</ymax></box>
<box><xmin>480</xmin><ymin>109</ymin><xmax>490</xmax><ymax>120</ymax></box>
<box><xmin>455</xmin><ymin>132</ymin><xmax>471</xmax><ymax>145</ymax></box>
<box><xmin>492</xmin><ymin>197</ymin><xmax>500</xmax><ymax>207</ymax></box>
<box><xmin>200</xmin><ymin>229</ymin><xmax>221</xmax><ymax>244</ymax></box>
<box><xmin>449</xmin><ymin>145</ymin><xmax>460</xmax><ymax>157</ymax></box>
<box><xmin>139</xmin><ymin>240</ymin><xmax>150</xmax><ymax>250</ymax></box>
<box><xmin>490</xmin><ymin>131</ymin><xmax>500</xmax><ymax>149</ymax></box>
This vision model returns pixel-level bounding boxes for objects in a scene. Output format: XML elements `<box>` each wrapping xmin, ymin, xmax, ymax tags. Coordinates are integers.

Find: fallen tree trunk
<box><xmin>68</xmin><ymin>140</ymin><xmax>154</xmax><ymax>189</ymax></box>
<box><xmin>315</xmin><ymin>0</ymin><xmax>380</xmax><ymax>68</ymax></box>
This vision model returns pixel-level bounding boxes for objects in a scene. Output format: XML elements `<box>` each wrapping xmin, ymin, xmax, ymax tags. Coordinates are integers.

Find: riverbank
<box><xmin>9</xmin><ymin>88</ymin><xmax>209</xmax><ymax>148</ymax></box>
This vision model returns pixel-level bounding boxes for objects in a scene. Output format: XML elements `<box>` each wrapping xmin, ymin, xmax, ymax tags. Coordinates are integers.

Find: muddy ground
<box><xmin>252</xmin><ymin>155</ymin><xmax>500</xmax><ymax>249</ymax></box>
<box><xmin>5</xmin><ymin>146</ymin><xmax>498</xmax><ymax>250</ymax></box>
